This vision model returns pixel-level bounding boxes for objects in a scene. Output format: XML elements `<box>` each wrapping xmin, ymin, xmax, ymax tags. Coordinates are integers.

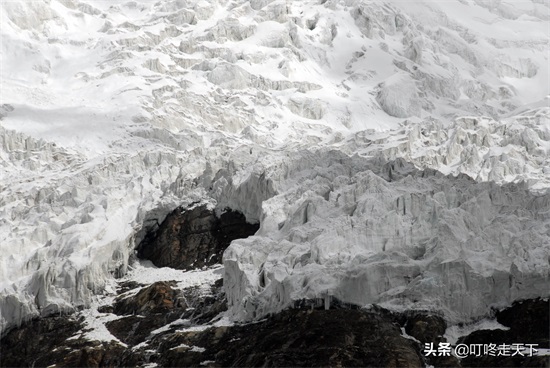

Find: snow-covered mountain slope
<box><xmin>2</xmin><ymin>0</ymin><xmax>548</xmax><ymax>146</ymax></box>
<box><xmin>1</xmin><ymin>0</ymin><xmax>549</xmax><ymax>333</ymax></box>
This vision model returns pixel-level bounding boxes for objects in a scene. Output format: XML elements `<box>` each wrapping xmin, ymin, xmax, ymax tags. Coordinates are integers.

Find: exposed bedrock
<box><xmin>151</xmin><ymin>298</ymin><xmax>550</xmax><ymax>367</ymax></box>
<box><xmin>103</xmin><ymin>280</ymin><xmax>227</xmax><ymax>347</ymax></box>
<box><xmin>459</xmin><ymin>298</ymin><xmax>550</xmax><ymax>367</ymax></box>
<box><xmin>156</xmin><ymin>307</ymin><xmax>424</xmax><ymax>368</ymax></box>
<box><xmin>136</xmin><ymin>204</ymin><xmax>259</xmax><ymax>270</ymax></box>
<box><xmin>103</xmin><ymin>281</ymin><xmax>188</xmax><ymax>346</ymax></box>
<box><xmin>0</xmin><ymin>316</ymin><xmax>137</xmax><ymax>368</ymax></box>
<box><xmin>0</xmin><ymin>280</ymin><xmax>229</xmax><ymax>367</ymax></box>
<box><xmin>2</xmin><ymin>292</ymin><xmax>547</xmax><ymax>367</ymax></box>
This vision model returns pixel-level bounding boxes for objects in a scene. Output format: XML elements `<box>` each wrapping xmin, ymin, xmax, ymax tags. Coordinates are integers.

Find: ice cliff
<box><xmin>220</xmin><ymin>150</ymin><xmax>550</xmax><ymax>323</ymax></box>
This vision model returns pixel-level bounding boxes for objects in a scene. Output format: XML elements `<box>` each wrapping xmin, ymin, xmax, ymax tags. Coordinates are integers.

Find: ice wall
<box><xmin>221</xmin><ymin>151</ymin><xmax>550</xmax><ymax>323</ymax></box>
<box><xmin>0</xmin><ymin>123</ymin><xmax>217</xmax><ymax>333</ymax></box>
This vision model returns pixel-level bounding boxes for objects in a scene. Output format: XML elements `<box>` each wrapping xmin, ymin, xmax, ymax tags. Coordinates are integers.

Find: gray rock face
<box><xmin>403</xmin><ymin>313</ymin><xmax>461</xmax><ymax>367</ymax></box>
<box><xmin>111</xmin><ymin>281</ymin><xmax>184</xmax><ymax>315</ymax></box>
<box><xmin>104</xmin><ymin>280</ymin><xmax>227</xmax><ymax>347</ymax></box>
<box><xmin>103</xmin><ymin>281</ymin><xmax>187</xmax><ymax>346</ymax></box>
<box><xmin>0</xmin><ymin>316</ymin><xmax>136</xmax><ymax>368</ymax></box>
<box><xmin>2</xmin><ymin>282</ymin><xmax>547</xmax><ymax>367</ymax></box>
<box><xmin>137</xmin><ymin>204</ymin><xmax>259</xmax><ymax>270</ymax></box>
<box><xmin>459</xmin><ymin>298</ymin><xmax>550</xmax><ymax>368</ymax></box>
<box><xmin>155</xmin><ymin>307</ymin><xmax>424</xmax><ymax>368</ymax></box>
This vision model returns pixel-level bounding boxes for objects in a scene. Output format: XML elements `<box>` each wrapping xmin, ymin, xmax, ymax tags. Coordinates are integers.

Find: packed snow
<box><xmin>1</xmin><ymin>0</ymin><xmax>549</xmax><ymax>333</ymax></box>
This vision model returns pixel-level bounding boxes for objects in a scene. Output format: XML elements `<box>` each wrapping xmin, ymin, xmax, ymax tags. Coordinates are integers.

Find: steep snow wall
<box><xmin>222</xmin><ymin>152</ymin><xmax>550</xmax><ymax>323</ymax></box>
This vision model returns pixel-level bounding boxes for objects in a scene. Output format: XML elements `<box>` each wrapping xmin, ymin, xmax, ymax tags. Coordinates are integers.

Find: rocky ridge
<box><xmin>2</xmin><ymin>287</ymin><xmax>547</xmax><ymax>367</ymax></box>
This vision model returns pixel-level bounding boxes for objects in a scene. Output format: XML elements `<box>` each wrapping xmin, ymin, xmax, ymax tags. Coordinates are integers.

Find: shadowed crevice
<box><xmin>136</xmin><ymin>204</ymin><xmax>259</xmax><ymax>270</ymax></box>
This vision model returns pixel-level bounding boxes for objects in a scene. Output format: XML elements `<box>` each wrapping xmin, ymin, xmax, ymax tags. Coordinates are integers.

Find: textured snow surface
<box><xmin>1</xmin><ymin>0</ymin><xmax>549</xmax><ymax>332</ymax></box>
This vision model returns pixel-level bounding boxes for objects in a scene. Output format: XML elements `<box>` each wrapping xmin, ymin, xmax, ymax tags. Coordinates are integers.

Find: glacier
<box><xmin>1</xmin><ymin>0</ymin><xmax>549</xmax><ymax>335</ymax></box>
<box><xmin>221</xmin><ymin>150</ymin><xmax>550</xmax><ymax>323</ymax></box>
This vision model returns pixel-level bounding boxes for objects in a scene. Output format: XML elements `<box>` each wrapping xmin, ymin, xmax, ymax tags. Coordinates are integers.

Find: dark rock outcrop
<box><xmin>0</xmin><ymin>280</ymin><xmax>228</xmax><ymax>367</ymax></box>
<box><xmin>459</xmin><ymin>298</ymin><xmax>549</xmax><ymax>368</ymax></box>
<box><xmin>399</xmin><ymin>312</ymin><xmax>460</xmax><ymax>367</ymax></box>
<box><xmin>112</xmin><ymin>281</ymin><xmax>185</xmax><ymax>316</ymax></box>
<box><xmin>404</xmin><ymin>313</ymin><xmax>446</xmax><ymax>344</ymax></box>
<box><xmin>0</xmin><ymin>316</ymin><xmax>141</xmax><ymax>368</ymax></box>
<box><xmin>104</xmin><ymin>280</ymin><xmax>228</xmax><ymax>347</ymax></box>
<box><xmin>105</xmin><ymin>281</ymin><xmax>187</xmax><ymax>345</ymax></box>
<box><xmin>0</xmin><ymin>316</ymin><xmax>83</xmax><ymax>367</ymax></box>
<box><xmin>154</xmin><ymin>308</ymin><xmax>424</xmax><ymax>368</ymax></box>
<box><xmin>181</xmin><ymin>278</ymin><xmax>228</xmax><ymax>325</ymax></box>
<box><xmin>495</xmin><ymin>298</ymin><xmax>549</xmax><ymax>347</ymax></box>
<box><xmin>3</xmin><ymin>297</ymin><xmax>548</xmax><ymax>367</ymax></box>
<box><xmin>137</xmin><ymin>204</ymin><xmax>259</xmax><ymax>270</ymax></box>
